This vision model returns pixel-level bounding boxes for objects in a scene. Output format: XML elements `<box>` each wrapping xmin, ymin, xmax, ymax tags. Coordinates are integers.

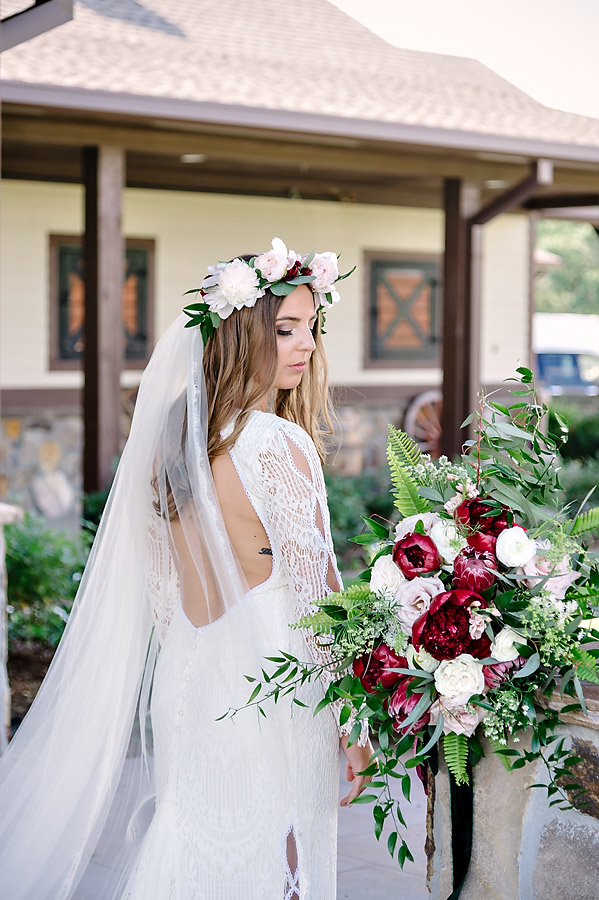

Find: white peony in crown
<box><xmin>183</xmin><ymin>237</ymin><xmax>354</xmax><ymax>342</ymax></box>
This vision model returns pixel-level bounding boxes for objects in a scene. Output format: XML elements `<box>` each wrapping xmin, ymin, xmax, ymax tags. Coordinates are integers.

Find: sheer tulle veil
<box><xmin>0</xmin><ymin>315</ymin><xmax>256</xmax><ymax>898</ymax></box>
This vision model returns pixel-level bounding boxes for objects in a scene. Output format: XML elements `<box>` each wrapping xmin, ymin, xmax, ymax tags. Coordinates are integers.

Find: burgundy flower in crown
<box><xmin>412</xmin><ymin>590</ymin><xmax>491</xmax><ymax>661</ymax></box>
<box><xmin>388</xmin><ymin>678</ymin><xmax>431</xmax><ymax>735</ymax></box>
<box><xmin>353</xmin><ymin>643</ymin><xmax>407</xmax><ymax>693</ymax></box>
<box><xmin>453</xmin><ymin>547</ymin><xmax>498</xmax><ymax>592</ymax></box>
<box><xmin>455</xmin><ymin>497</ymin><xmax>511</xmax><ymax>537</ymax></box>
<box><xmin>392</xmin><ymin>532</ymin><xmax>441</xmax><ymax>580</ymax></box>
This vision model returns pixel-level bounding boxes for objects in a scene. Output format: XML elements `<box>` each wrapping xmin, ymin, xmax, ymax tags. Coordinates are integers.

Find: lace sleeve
<box><xmin>255</xmin><ymin>419</ymin><xmax>368</xmax><ymax>745</ymax></box>
<box><xmin>146</xmin><ymin>514</ymin><xmax>180</xmax><ymax>645</ymax></box>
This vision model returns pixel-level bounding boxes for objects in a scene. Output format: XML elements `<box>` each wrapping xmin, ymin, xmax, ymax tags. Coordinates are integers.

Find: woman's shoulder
<box><xmin>235</xmin><ymin>410</ymin><xmax>315</xmax><ymax>456</ymax></box>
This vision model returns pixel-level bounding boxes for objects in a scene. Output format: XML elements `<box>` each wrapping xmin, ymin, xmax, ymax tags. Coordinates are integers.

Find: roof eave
<box><xmin>2</xmin><ymin>80</ymin><xmax>599</xmax><ymax>165</ymax></box>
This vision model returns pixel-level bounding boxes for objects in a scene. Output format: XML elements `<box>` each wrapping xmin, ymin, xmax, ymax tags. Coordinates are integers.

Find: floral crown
<box><xmin>182</xmin><ymin>237</ymin><xmax>354</xmax><ymax>343</ymax></box>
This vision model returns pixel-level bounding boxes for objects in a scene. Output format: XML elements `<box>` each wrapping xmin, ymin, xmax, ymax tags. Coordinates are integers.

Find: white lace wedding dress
<box><xmin>122</xmin><ymin>411</ymin><xmax>359</xmax><ymax>900</ymax></box>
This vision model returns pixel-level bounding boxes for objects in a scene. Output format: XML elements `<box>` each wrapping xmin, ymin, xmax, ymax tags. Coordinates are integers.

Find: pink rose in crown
<box><xmin>353</xmin><ymin>643</ymin><xmax>407</xmax><ymax>693</ymax></box>
<box><xmin>453</xmin><ymin>547</ymin><xmax>498</xmax><ymax>592</ymax></box>
<box><xmin>389</xmin><ymin>679</ymin><xmax>430</xmax><ymax>735</ymax></box>
<box><xmin>412</xmin><ymin>590</ymin><xmax>491</xmax><ymax>661</ymax></box>
<box><xmin>392</xmin><ymin>533</ymin><xmax>441</xmax><ymax>580</ymax></box>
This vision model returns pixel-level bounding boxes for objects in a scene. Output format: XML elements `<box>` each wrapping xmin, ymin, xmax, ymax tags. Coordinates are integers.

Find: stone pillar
<box><xmin>0</xmin><ymin>502</ymin><xmax>23</xmax><ymax>751</ymax></box>
<box><xmin>427</xmin><ymin>690</ymin><xmax>599</xmax><ymax>899</ymax></box>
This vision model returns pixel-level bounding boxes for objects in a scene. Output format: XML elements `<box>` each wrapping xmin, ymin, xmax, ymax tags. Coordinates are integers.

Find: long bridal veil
<box><xmin>0</xmin><ymin>316</ymin><xmax>272</xmax><ymax>898</ymax></box>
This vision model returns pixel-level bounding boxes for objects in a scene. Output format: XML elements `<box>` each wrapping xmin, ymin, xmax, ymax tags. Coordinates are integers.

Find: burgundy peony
<box><xmin>389</xmin><ymin>679</ymin><xmax>430</xmax><ymax>735</ymax></box>
<box><xmin>412</xmin><ymin>590</ymin><xmax>491</xmax><ymax>661</ymax></box>
<box><xmin>392</xmin><ymin>532</ymin><xmax>441</xmax><ymax>580</ymax></box>
<box><xmin>353</xmin><ymin>643</ymin><xmax>407</xmax><ymax>693</ymax></box>
<box><xmin>467</xmin><ymin>531</ymin><xmax>497</xmax><ymax>554</ymax></box>
<box><xmin>456</xmin><ymin>497</ymin><xmax>510</xmax><ymax>537</ymax></box>
<box><xmin>453</xmin><ymin>547</ymin><xmax>498</xmax><ymax>592</ymax></box>
<box><xmin>483</xmin><ymin>657</ymin><xmax>525</xmax><ymax>690</ymax></box>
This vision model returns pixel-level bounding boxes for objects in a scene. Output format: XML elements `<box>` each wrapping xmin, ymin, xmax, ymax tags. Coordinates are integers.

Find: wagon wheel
<box><xmin>404</xmin><ymin>389</ymin><xmax>443</xmax><ymax>457</ymax></box>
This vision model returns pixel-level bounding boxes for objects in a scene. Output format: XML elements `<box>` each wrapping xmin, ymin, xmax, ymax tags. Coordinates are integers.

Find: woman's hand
<box><xmin>339</xmin><ymin>734</ymin><xmax>375</xmax><ymax>807</ymax></box>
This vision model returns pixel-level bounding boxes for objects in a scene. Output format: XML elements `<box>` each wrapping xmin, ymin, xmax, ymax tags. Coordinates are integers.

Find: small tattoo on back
<box><xmin>259</xmin><ymin>547</ymin><xmax>273</xmax><ymax>556</ymax></box>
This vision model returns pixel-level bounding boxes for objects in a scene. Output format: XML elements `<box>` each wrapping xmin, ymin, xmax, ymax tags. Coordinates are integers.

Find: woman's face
<box><xmin>273</xmin><ymin>284</ymin><xmax>318</xmax><ymax>390</ymax></box>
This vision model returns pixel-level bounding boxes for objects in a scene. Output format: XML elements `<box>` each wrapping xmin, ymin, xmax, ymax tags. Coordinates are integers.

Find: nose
<box><xmin>298</xmin><ymin>325</ymin><xmax>316</xmax><ymax>352</ymax></box>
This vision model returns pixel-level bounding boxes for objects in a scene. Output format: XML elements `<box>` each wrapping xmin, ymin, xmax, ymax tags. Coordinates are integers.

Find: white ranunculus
<box><xmin>394</xmin><ymin>512</ymin><xmax>440</xmax><ymax>543</ymax></box>
<box><xmin>430</xmin><ymin>521</ymin><xmax>467</xmax><ymax>565</ymax></box>
<box><xmin>203</xmin><ymin>259</ymin><xmax>263</xmax><ymax>318</ymax></box>
<box><xmin>308</xmin><ymin>251</ymin><xmax>339</xmax><ymax>293</ymax></box>
<box><xmin>495</xmin><ymin>526</ymin><xmax>536</xmax><ymax>568</ymax></box>
<box><xmin>255</xmin><ymin>237</ymin><xmax>289</xmax><ymax>282</ymax></box>
<box><xmin>491</xmin><ymin>626</ymin><xmax>524</xmax><ymax>662</ymax></box>
<box><xmin>369</xmin><ymin>554</ymin><xmax>405</xmax><ymax>597</ymax></box>
<box><xmin>315</xmin><ymin>287</ymin><xmax>341</xmax><ymax>308</ymax></box>
<box><xmin>434</xmin><ymin>654</ymin><xmax>485</xmax><ymax>699</ymax></box>
<box><xmin>406</xmin><ymin>643</ymin><xmax>439</xmax><ymax>673</ymax></box>
<box><xmin>429</xmin><ymin>694</ymin><xmax>485</xmax><ymax>736</ymax></box>
<box><xmin>395</xmin><ymin>575</ymin><xmax>445</xmax><ymax>635</ymax></box>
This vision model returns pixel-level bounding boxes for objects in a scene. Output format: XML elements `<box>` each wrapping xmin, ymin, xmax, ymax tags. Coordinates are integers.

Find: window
<box><xmin>49</xmin><ymin>235</ymin><xmax>155</xmax><ymax>370</ymax></box>
<box><xmin>365</xmin><ymin>253</ymin><xmax>440</xmax><ymax>367</ymax></box>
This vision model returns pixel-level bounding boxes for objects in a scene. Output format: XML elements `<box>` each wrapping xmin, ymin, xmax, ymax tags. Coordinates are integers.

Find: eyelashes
<box><xmin>276</xmin><ymin>321</ymin><xmax>318</xmax><ymax>338</ymax></box>
<box><xmin>277</xmin><ymin>329</ymin><xmax>293</xmax><ymax>336</ymax></box>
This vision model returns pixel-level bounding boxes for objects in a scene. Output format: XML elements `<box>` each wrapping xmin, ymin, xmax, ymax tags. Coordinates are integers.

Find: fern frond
<box><xmin>487</xmin><ymin>738</ymin><xmax>513</xmax><ymax>772</ymax></box>
<box><xmin>387</xmin><ymin>425</ymin><xmax>423</xmax><ymax>470</ymax></box>
<box><xmin>572</xmin><ymin>648</ymin><xmax>599</xmax><ymax>685</ymax></box>
<box><xmin>387</xmin><ymin>453</ymin><xmax>430</xmax><ymax>517</ymax></box>
<box><xmin>442</xmin><ymin>732</ymin><xmax>470</xmax><ymax>785</ymax></box>
<box><xmin>571</xmin><ymin>507</ymin><xmax>599</xmax><ymax>536</ymax></box>
<box><xmin>292</xmin><ymin>584</ymin><xmax>374</xmax><ymax>633</ymax></box>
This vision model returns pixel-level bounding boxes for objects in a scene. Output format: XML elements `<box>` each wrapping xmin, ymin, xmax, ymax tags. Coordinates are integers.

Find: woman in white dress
<box><xmin>0</xmin><ymin>239</ymin><xmax>372</xmax><ymax>900</ymax></box>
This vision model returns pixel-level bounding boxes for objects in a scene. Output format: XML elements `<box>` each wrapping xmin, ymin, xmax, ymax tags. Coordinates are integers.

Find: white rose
<box><xmin>406</xmin><ymin>643</ymin><xmax>439</xmax><ymax>673</ymax></box>
<box><xmin>429</xmin><ymin>694</ymin><xmax>485</xmax><ymax>736</ymax></box>
<box><xmin>491</xmin><ymin>626</ymin><xmax>524</xmax><ymax>662</ymax></box>
<box><xmin>395</xmin><ymin>575</ymin><xmax>445</xmax><ymax>634</ymax></box>
<box><xmin>255</xmin><ymin>237</ymin><xmax>289</xmax><ymax>282</ymax></box>
<box><xmin>394</xmin><ymin>512</ymin><xmax>440</xmax><ymax>542</ymax></box>
<box><xmin>369</xmin><ymin>554</ymin><xmax>405</xmax><ymax>597</ymax></box>
<box><xmin>308</xmin><ymin>251</ymin><xmax>339</xmax><ymax>293</ymax></box>
<box><xmin>495</xmin><ymin>526</ymin><xmax>536</xmax><ymax>568</ymax></box>
<box><xmin>430</xmin><ymin>521</ymin><xmax>467</xmax><ymax>565</ymax></box>
<box><xmin>434</xmin><ymin>654</ymin><xmax>485</xmax><ymax>699</ymax></box>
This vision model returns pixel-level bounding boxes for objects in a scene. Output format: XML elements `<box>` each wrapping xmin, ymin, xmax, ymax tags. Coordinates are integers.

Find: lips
<box><xmin>290</xmin><ymin>362</ymin><xmax>306</xmax><ymax>370</ymax></box>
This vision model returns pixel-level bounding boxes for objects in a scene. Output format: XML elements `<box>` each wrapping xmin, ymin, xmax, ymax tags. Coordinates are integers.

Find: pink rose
<box><xmin>395</xmin><ymin>575</ymin><xmax>445</xmax><ymax>634</ymax></box>
<box><xmin>520</xmin><ymin>548</ymin><xmax>580</xmax><ymax>600</ymax></box>
<box><xmin>429</xmin><ymin>694</ymin><xmax>485</xmax><ymax>737</ymax></box>
<box><xmin>394</xmin><ymin>512</ymin><xmax>440</xmax><ymax>542</ymax></box>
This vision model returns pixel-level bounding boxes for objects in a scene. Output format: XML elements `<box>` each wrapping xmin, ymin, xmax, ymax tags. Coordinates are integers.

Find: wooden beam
<box><xmin>82</xmin><ymin>145</ymin><xmax>124</xmax><ymax>493</ymax></box>
<box><xmin>524</xmin><ymin>192</ymin><xmax>599</xmax><ymax>209</ymax></box>
<box><xmin>0</xmin><ymin>0</ymin><xmax>73</xmax><ymax>52</ymax></box>
<box><xmin>469</xmin><ymin>159</ymin><xmax>554</xmax><ymax>225</ymax></box>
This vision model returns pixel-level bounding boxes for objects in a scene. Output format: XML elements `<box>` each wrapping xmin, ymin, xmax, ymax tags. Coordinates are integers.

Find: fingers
<box><xmin>345</xmin><ymin>761</ymin><xmax>354</xmax><ymax>782</ymax></box>
<box><xmin>339</xmin><ymin>775</ymin><xmax>372</xmax><ymax>808</ymax></box>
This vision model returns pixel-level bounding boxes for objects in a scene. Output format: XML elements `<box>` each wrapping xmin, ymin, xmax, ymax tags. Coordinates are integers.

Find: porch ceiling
<box><xmin>3</xmin><ymin>106</ymin><xmax>598</xmax><ymax>209</ymax></box>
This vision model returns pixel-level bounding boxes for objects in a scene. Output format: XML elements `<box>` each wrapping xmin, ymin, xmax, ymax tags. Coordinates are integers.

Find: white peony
<box><xmin>430</xmin><ymin>521</ymin><xmax>467</xmax><ymax>564</ymax></box>
<box><xmin>434</xmin><ymin>654</ymin><xmax>485</xmax><ymax>699</ymax></box>
<box><xmin>203</xmin><ymin>259</ymin><xmax>263</xmax><ymax>318</ymax></box>
<box><xmin>395</xmin><ymin>575</ymin><xmax>445</xmax><ymax>634</ymax></box>
<box><xmin>370</xmin><ymin>554</ymin><xmax>405</xmax><ymax>597</ymax></box>
<box><xmin>491</xmin><ymin>626</ymin><xmax>524</xmax><ymax>662</ymax></box>
<box><xmin>429</xmin><ymin>694</ymin><xmax>485</xmax><ymax>736</ymax></box>
<box><xmin>406</xmin><ymin>643</ymin><xmax>439</xmax><ymax>673</ymax></box>
<box><xmin>308</xmin><ymin>251</ymin><xmax>339</xmax><ymax>293</ymax></box>
<box><xmin>495</xmin><ymin>526</ymin><xmax>536</xmax><ymax>568</ymax></box>
<box><xmin>254</xmin><ymin>237</ymin><xmax>289</xmax><ymax>282</ymax></box>
<box><xmin>394</xmin><ymin>512</ymin><xmax>440</xmax><ymax>543</ymax></box>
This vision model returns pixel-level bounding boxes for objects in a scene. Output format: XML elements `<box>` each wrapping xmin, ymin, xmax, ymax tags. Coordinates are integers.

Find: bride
<box><xmin>0</xmin><ymin>238</ymin><xmax>373</xmax><ymax>899</ymax></box>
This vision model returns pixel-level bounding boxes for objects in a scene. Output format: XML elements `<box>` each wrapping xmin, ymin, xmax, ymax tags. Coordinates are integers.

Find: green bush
<box><xmin>5</xmin><ymin>513</ymin><xmax>92</xmax><ymax>649</ymax></box>
<box><xmin>324</xmin><ymin>467</ymin><xmax>394</xmax><ymax>570</ymax></box>
<box><xmin>558</xmin><ymin>457</ymin><xmax>599</xmax><ymax>515</ymax></box>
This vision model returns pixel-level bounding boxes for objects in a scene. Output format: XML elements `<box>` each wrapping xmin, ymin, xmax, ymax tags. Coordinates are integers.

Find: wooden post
<box><xmin>82</xmin><ymin>145</ymin><xmax>124</xmax><ymax>493</ymax></box>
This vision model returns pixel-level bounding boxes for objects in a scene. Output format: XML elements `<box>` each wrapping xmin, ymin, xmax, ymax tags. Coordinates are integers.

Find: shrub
<box><xmin>5</xmin><ymin>513</ymin><xmax>91</xmax><ymax>649</ymax></box>
<box><xmin>324</xmin><ymin>467</ymin><xmax>394</xmax><ymax>570</ymax></box>
<box><xmin>558</xmin><ymin>457</ymin><xmax>599</xmax><ymax>515</ymax></box>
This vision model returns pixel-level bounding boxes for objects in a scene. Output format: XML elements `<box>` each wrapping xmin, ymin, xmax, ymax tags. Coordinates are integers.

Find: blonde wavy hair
<box><xmin>204</xmin><ymin>281</ymin><xmax>333</xmax><ymax>464</ymax></box>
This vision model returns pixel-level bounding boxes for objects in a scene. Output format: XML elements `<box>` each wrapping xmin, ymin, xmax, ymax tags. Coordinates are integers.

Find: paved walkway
<box><xmin>337</xmin><ymin>765</ymin><xmax>429</xmax><ymax>899</ymax></box>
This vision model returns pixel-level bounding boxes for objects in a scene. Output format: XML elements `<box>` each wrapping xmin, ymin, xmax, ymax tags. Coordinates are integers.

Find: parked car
<box><xmin>533</xmin><ymin>313</ymin><xmax>599</xmax><ymax>398</ymax></box>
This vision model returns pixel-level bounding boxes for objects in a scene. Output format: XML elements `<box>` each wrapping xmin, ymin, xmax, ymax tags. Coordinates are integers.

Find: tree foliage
<box><xmin>535</xmin><ymin>219</ymin><xmax>599</xmax><ymax>314</ymax></box>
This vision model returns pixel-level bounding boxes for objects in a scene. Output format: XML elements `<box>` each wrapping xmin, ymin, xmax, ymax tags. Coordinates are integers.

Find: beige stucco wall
<box><xmin>0</xmin><ymin>180</ymin><xmax>530</xmax><ymax>392</ymax></box>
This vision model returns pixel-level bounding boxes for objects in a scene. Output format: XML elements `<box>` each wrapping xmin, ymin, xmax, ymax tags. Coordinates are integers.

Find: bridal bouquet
<box><xmin>236</xmin><ymin>369</ymin><xmax>599</xmax><ymax>867</ymax></box>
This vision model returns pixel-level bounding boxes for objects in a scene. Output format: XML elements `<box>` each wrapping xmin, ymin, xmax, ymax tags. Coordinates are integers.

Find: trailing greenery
<box><xmin>6</xmin><ymin>513</ymin><xmax>91</xmax><ymax>649</ymax></box>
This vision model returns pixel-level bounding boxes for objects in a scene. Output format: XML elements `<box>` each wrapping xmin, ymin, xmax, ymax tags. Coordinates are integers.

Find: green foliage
<box><xmin>82</xmin><ymin>486</ymin><xmax>111</xmax><ymax>534</ymax></box>
<box><xmin>556</xmin><ymin>414</ymin><xmax>599</xmax><ymax>462</ymax></box>
<box><xmin>293</xmin><ymin>583</ymin><xmax>374</xmax><ymax>634</ymax></box>
<box><xmin>442</xmin><ymin>732</ymin><xmax>469</xmax><ymax>785</ymax></box>
<box><xmin>324</xmin><ymin>467</ymin><xmax>394</xmax><ymax>569</ymax></box>
<box><xmin>535</xmin><ymin>219</ymin><xmax>599</xmax><ymax>315</ymax></box>
<box><xmin>387</xmin><ymin>426</ymin><xmax>431</xmax><ymax>517</ymax></box>
<box><xmin>6</xmin><ymin>513</ymin><xmax>91</xmax><ymax>649</ymax></box>
<box><xmin>571</xmin><ymin>507</ymin><xmax>599</xmax><ymax>536</ymax></box>
<box><xmin>559</xmin><ymin>458</ymin><xmax>599</xmax><ymax>513</ymax></box>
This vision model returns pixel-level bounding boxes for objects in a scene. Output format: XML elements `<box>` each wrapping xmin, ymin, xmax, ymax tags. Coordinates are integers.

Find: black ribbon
<box><xmin>447</xmin><ymin>761</ymin><xmax>474</xmax><ymax>900</ymax></box>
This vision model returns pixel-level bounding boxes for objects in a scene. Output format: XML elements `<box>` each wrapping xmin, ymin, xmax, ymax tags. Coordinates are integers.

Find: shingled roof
<box><xmin>2</xmin><ymin>0</ymin><xmax>599</xmax><ymax>155</ymax></box>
